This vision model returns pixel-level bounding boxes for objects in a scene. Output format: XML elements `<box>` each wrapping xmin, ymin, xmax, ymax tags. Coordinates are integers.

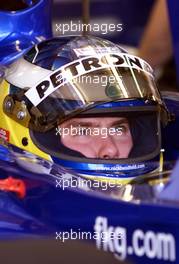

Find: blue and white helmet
<box><xmin>3</xmin><ymin>35</ymin><xmax>171</xmax><ymax>183</ymax></box>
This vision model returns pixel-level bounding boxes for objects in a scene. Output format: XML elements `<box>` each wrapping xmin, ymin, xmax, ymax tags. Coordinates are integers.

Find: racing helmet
<box><xmin>0</xmin><ymin>35</ymin><xmax>171</xmax><ymax>183</ymax></box>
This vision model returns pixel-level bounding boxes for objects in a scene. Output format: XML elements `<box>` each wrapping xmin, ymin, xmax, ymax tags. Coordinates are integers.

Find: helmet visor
<box><xmin>4</xmin><ymin>53</ymin><xmax>166</xmax><ymax>132</ymax></box>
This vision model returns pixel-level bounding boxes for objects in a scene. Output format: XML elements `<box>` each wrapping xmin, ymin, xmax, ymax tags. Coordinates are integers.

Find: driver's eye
<box><xmin>114</xmin><ymin>123</ymin><xmax>129</xmax><ymax>134</ymax></box>
<box><xmin>78</xmin><ymin>127</ymin><xmax>91</xmax><ymax>135</ymax></box>
<box><xmin>71</xmin><ymin>127</ymin><xmax>91</xmax><ymax>137</ymax></box>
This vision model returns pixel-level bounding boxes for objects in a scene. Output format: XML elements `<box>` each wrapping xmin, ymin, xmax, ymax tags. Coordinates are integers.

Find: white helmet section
<box><xmin>5</xmin><ymin>58</ymin><xmax>52</xmax><ymax>88</ymax></box>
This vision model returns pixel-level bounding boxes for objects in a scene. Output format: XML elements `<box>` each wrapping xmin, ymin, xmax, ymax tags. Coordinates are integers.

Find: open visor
<box><xmin>4</xmin><ymin>53</ymin><xmax>167</xmax><ymax>132</ymax></box>
<box><xmin>31</xmin><ymin>109</ymin><xmax>161</xmax><ymax>163</ymax></box>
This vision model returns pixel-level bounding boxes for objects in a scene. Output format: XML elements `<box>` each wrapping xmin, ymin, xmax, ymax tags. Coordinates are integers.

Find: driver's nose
<box><xmin>97</xmin><ymin>136</ymin><xmax>119</xmax><ymax>159</ymax></box>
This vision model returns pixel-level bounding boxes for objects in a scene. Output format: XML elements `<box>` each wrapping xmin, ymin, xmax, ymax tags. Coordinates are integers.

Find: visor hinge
<box><xmin>3</xmin><ymin>95</ymin><xmax>31</xmax><ymax>127</ymax></box>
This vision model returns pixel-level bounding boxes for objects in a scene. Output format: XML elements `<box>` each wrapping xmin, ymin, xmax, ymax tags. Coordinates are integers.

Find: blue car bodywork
<box><xmin>0</xmin><ymin>0</ymin><xmax>52</xmax><ymax>65</ymax></box>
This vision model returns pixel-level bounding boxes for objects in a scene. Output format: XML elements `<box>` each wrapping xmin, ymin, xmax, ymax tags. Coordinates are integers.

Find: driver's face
<box><xmin>59</xmin><ymin>117</ymin><xmax>133</xmax><ymax>159</ymax></box>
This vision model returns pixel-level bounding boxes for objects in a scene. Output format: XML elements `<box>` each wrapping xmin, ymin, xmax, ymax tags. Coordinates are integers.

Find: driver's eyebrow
<box><xmin>110</xmin><ymin>118</ymin><xmax>129</xmax><ymax>127</ymax></box>
<box><xmin>62</xmin><ymin>118</ymin><xmax>129</xmax><ymax>128</ymax></box>
<box><xmin>62</xmin><ymin>120</ymin><xmax>99</xmax><ymax>128</ymax></box>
